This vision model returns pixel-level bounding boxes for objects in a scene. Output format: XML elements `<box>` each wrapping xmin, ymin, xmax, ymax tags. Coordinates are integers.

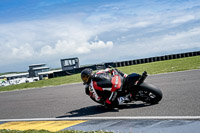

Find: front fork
<box><xmin>135</xmin><ymin>71</ymin><xmax>148</xmax><ymax>85</ymax></box>
<box><xmin>129</xmin><ymin>71</ymin><xmax>148</xmax><ymax>101</ymax></box>
<box><xmin>115</xmin><ymin>71</ymin><xmax>148</xmax><ymax>102</ymax></box>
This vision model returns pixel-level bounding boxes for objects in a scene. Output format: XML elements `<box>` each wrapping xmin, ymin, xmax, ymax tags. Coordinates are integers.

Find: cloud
<box><xmin>90</xmin><ymin>40</ymin><xmax>113</xmax><ymax>49</ymax></box>
<box><xmin>114</xmin><ymin>26</ymin><xmax>200</xmax><ymax>59</ymax></box>
<box><xmin>172</xmin><ymin>15</ymin><xmax>195</xmax><ymax>24</ymax></box>
<box><xmin>134</xmin><ymin>22</ymin><xmax>151</xmax><ymax>27</ymax></box>
<box><xmin>39</xmin><ymin>39</ymin><xmax>113</xmax><ymax>56</ymax></box>
<box><xmin>0</xmin><ymin>18</ymin><xmax>114</xmax><ymax>67</ymax></box>
<box><xmin>1</xmin><ymin>0</ymin><xmax>200</xmax><ymax>72</ymax></box>
<box><xmin>11</xmin><ymin>43</ymin><xmax>35</xmax><ymax>59</ymax></box>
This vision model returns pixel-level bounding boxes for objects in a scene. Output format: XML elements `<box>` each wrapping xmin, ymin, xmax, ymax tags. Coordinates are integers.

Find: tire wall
<box><xmin>109</xmin><ymin>51</ymin><xmax>200</xmax><ymax>67</ymax></box>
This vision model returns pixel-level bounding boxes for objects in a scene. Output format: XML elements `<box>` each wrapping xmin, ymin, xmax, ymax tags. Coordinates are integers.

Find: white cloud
<box><xmin>75</xmin><ymin>40</ymin><xmax>113</xmax><ymax>55</ymax></box>
<box><xmin>114</xmin><ymin>26</ymin><xmax>200</xmax><ymax>58</ymax></box>
<box><xmin>133</xmin><ymin>21</ymin><xmax>151</xmax><ymax>28</ymax></box>
<box><xmin>1</xmin><ymin>0</ymin><xmax>200</xmax><ymax>72</ymax></box>
<box><xmin>39</xmin><ymin>39</ymin><xmax>113</xmax><ymax>56</ymax></box>
<box><xmin>172</xmin><ymin>15</ymin><xmax>195</xmax><ymax>24</ymax></box>
<box><xmin>11</xmin><ymin>43</ymin><xmax>34</xmax><ymax>59</ymax></box>
<box><xmin>90</xmin><ymin>40</ymin><xmax>113</xmax><ymax>49</ymax></box>
<box><xmin>0</xmin><ymin>18</ymin><xmax>114</xmax><ymax>67</ymax></box>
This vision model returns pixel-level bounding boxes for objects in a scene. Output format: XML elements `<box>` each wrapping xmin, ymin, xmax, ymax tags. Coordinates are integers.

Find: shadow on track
<box><xmin>56</xmin><ymin>103</ymin><xmax>152</xmax><ymax>118</ymax></box>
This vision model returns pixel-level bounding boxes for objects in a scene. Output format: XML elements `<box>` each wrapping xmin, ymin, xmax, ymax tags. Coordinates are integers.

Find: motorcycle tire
<box><xmin>136</xmin><ymin>82</ymin><xmax>163</xmax><ymax>104</ymax></box>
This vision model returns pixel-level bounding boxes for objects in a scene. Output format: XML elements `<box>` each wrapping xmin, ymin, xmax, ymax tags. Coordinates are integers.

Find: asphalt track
<box><xmin>0</xmin><ymin>119</ymin><xmax>200</xmax><ymax>133</ymax></box>
<box><xmin>0</xmin><ymin>69</ymin><xmax>200</xmax><ymax>119</ymax></box>
<box><xmin>0</xmin><ymin>69</ymin><xmax>200</xmax><ymax>132</ymax></box>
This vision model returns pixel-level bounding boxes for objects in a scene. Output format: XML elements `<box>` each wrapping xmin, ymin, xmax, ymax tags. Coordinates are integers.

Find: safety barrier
<box><xmin>105</xmin><ymin>51</ymin><xmax>200</xmax><ymax>68</ymax></box>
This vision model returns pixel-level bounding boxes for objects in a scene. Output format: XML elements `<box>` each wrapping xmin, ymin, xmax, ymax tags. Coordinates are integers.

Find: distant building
<box><xmin>28</xmin><ymin>64</ymin><xmax>49</xmax><ymax>78</ymax></box>
<box><xmin>61</xmin><ymin>57</ymin><xmax>79</xmax><ymax>71</ymax></box>
<box><xmin>0</xmin><ymin>73</ymin><xmax>29</xmax><ymax>80</ymax></box>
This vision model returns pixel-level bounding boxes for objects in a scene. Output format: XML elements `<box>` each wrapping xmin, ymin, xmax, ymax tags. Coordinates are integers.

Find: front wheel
<box><xmin>135</xmin><ymin>82</ymin><xmax>163</xmax><ymax>104</ymax></box>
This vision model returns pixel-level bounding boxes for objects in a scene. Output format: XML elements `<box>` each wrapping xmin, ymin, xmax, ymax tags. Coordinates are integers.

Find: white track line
<box><xmin>0</xmin><ymin>116</ymin><xmax>200</xmax><ymax>122</ymax></box>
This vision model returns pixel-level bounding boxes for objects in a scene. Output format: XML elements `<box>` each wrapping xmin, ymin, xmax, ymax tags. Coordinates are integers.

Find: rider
<box><xmin>81</xmin><ymin>68</ymin><xmax>132</xmax><ymax>108</ymax></box>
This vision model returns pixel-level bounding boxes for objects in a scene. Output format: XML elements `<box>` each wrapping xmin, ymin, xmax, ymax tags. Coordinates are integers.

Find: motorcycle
<box><xmin>85</xmin><ymin>68</ymin><xmax>163</xmax><ymax>108</ymax></box>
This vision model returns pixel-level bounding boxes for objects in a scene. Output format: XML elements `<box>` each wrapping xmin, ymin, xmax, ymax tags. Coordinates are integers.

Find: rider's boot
<box><xmin>117</xmin><ymin>93</ymin><xmax>132</xmax><ymax>104</ymax></box>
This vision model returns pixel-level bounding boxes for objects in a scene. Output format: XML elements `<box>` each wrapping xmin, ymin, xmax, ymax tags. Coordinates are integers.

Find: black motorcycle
<box><xmin>122</xmin><ymin>70</ymin><xmax>162</xmax><ymax>104</ymax></box>
<box><xmin>85</xmin><ymin>68</ymin><xmax>163</xmax><ymax>108</ymax></box>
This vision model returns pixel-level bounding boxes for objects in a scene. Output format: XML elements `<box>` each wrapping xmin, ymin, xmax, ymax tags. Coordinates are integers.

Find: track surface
<box><xmin>0</xmin><ymin>69</ymin><xmax>200</xmax><ymax>119</ymax></box>
<box><xmin>0</xmin><ymin>119</ymin><xmax>200</xmax><ymax>133</ymax></box>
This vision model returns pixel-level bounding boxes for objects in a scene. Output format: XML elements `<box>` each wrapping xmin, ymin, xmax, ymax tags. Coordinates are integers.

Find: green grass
<box><xmin>0</xmin><ymin>56</ymin><xmax>200</xmax><ymax>92</ymax></box>
<box><xmin>0</xmin><ymin>129</ymin><xmax>112</xmax><ymax>133</ymax></box>
<box><xmin>0</xmin><ymin>73</ymin><xmax>81</xmax><ymax>92</ymax></box>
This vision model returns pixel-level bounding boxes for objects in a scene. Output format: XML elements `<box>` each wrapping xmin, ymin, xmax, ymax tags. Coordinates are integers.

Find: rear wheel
<box><xmin>135</xmin><ymin>82</ymin><xmax>163</xmax><ymax>104</ymax></box>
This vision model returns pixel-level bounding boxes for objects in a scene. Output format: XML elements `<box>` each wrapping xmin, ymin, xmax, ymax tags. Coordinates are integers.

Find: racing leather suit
<box><xmin>85</xmin><ymin>68</ymin><xmax>129</xmax><ymax>107</ymax></box>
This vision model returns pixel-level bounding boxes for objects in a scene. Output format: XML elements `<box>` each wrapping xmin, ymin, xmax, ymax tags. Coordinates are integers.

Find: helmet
<box><xmin>81</xmin><ymin>68</ymin><xmax>93</xmax><ymax>84</ymax></box>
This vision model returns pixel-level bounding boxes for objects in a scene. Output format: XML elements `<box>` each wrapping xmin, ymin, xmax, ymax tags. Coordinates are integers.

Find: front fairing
<box><xmin>127</xmin><ymin>73</ymin><xmax>141</xmax><ymax>82</ymax></box>
<box><xmin>123</xmin><ymin>73</ymin><xmax>141</xmax><ymax>90</ymax></box>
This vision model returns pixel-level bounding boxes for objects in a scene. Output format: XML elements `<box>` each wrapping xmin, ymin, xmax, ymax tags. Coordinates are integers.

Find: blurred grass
<box><xmin>0</xmin><ymin>56</ymin><xmax>199</xmax><ymax>92</ymax></box>
<box><xmin>0</xmin><ymin>73</ymin><xmax>81</xmax><ymax>92</ymax></box>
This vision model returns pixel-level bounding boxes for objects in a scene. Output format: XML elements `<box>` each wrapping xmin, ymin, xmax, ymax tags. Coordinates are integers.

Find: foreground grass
<box><xmin>0</xmin><ymin>56</ymin><xmax>199</xmax><ymax>92</ymax></box>
<box><xmin>0</xmin><ymin>129</ymin><xmax>112</xmax><ymax>133</ymax></box>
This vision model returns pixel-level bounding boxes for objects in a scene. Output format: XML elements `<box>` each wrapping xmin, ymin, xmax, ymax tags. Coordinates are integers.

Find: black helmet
<box><xmin>81</xmin><ymin>68</ymin><xmax>93</xmax><ymax>84</ymax></box>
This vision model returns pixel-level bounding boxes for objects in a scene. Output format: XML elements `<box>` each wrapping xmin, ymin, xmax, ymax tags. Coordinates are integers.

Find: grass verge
<box><xmin>118</xmin><ymin>55</ymin><xmax>200</xmax><ymax>74</ymax></box>
<box><xmin>0</xmin><ymin>56</ymin><xmax>199</xmax><ymax>92</ymax></box>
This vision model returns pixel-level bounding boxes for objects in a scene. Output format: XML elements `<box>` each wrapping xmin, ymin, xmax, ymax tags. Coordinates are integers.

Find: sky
<box><xmin>0</xmin><ymin>0</ymin><xmax>200</xmax><ymax>73</ymax></box>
